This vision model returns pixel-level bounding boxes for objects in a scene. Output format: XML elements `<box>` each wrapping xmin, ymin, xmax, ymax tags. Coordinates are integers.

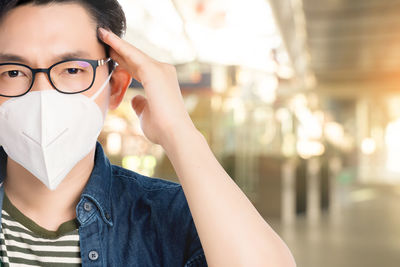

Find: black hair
<box><xmin>0</xmin><ymin>0</ymin><xmax>126</xmax><ymax>70</ymax></box>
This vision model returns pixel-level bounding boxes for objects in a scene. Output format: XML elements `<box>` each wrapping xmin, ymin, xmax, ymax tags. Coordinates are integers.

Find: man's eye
<box><xmin>67</xmin><ymin>68</ymin><xmax>79</xmax><ymax>74</ymax></box>
<box><xmin>7</xmin><ymin>70</ymin><xmax>20</xmax><ymax>78</ymax></box>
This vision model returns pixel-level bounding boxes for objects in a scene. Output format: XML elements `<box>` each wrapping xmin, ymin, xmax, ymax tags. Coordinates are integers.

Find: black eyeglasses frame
<box><xmin>0</xmin><ymin>57</ymin><xmax>112</xmax><ymax>98</ymax></box>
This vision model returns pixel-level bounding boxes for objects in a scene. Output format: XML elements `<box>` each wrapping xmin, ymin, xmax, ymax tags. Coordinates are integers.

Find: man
<box><xmin>0</xmin><ymin>0</ymin><xmax>296</xmax><ymax>266</ymax></box>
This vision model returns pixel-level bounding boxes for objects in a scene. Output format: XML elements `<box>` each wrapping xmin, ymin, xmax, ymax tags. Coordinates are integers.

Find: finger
<box><xmin>109</xmin><ymin>48</ymin><xmax>128</xmax><ymax>69</ymax></box>
<box><xmin>98</xmin><ymin>28</ymin><xmax>149</xmax><ymax>67</ymax></box>
<box><xmin>110</xmin><ymin>48</ymin><xmax>143</xmax><ymax>84</ymax></box>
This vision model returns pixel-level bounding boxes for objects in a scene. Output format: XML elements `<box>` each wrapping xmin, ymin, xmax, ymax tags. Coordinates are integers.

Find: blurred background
<box><xmin>99</xmin><ymin>0</ymin><xmax>400</xmax><ymax>266</ymax></box>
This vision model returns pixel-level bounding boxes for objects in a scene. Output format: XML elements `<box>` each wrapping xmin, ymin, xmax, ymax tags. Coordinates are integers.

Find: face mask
<box><xmin>0</xmin><ymin>73</ymin><xmax>112</xmax><ymax>190</ymax></box>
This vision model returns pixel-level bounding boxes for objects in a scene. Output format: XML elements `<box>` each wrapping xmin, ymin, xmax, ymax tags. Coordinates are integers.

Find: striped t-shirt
<box><xmin>0</xmin><ymin>194</ymin><xmax>81</xmax><ymax>266</ymax></box>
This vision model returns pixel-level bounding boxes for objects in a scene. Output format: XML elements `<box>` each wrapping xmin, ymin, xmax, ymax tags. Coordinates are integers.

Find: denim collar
<box><xmin>0</xmin><ymin>142</ymin><xmax>113</xmax><ymax>226</ymax></box>
<box><xmin>80</xmin><ymin>142</ymin><xmax>113</xmax><ymax>226</ymax></box>
<box><xmin>0</xmin><ymin>147</ymin><xmax>6</xmax><ymax>185</ymax></box>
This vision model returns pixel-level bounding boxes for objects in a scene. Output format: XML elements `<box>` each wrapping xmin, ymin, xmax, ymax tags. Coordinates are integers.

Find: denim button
<box><xmin>88</xmin><ymin>250</ymin><xmax>99</xmax><ymax>261</ymax></box>
<box><xmin>84</xmin><ymin>202</ymin><xmax>92</xmax><ymax>212</ymax></box>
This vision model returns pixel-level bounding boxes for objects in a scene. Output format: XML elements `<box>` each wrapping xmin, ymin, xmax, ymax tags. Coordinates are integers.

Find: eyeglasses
<box><xmin>0</xmin><ymin>58</ymin><xmax>112</xmax><ymax>97</ymax></box>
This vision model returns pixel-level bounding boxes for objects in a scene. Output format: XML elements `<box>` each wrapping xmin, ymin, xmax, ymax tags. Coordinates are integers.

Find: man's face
<box><xmin>0</xmin><ymin>3</ymin><xmax>110</xmax><ymax>110</ymax></box>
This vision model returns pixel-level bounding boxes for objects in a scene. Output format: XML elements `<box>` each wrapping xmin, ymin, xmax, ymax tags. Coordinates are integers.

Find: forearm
<box><xmin>163</xmin><ymin>128</ymin><xmax>296</xmax><ymax>267</ymax></box>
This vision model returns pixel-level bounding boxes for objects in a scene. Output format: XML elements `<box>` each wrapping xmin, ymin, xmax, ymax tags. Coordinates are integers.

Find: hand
<box><xmin>98</xmin><ymin>28</ymin><xmax>197</xmax><ymax>147</ymax></box>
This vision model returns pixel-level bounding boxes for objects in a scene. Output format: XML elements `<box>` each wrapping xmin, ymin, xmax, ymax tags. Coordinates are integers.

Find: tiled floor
<box><xmin>270</xmin><ymin>184</ymin><xmax>400</xmax><ymax>267</ymax></box>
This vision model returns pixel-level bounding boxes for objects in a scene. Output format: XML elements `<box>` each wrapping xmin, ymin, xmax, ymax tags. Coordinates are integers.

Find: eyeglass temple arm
<box><xmin>98</xmin><ymin>58</ymin><xmax>112</xmax><ymax>66</ymax></box>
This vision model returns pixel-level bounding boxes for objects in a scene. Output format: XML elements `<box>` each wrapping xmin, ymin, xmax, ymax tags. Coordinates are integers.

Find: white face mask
<box><xmin>0</xmin><ymin>73</ymin><xmax>112</xmax><ymax>190</ymax></box>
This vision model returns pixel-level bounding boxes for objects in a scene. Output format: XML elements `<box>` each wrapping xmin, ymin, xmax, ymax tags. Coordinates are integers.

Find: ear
<box><xmin>108</xmin><ymin>66</ymin><xmax>132</xmax><ymax>110</ymax></box>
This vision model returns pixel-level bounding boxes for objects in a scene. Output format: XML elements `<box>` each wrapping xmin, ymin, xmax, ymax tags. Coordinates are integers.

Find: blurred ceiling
<box><xmin>270</xmin><ymin>0</ymin><xmax>400</xmax><ymax>95</ymax></box>
<box><xmin>119</xmin><ymin>0</ymin><xmax>400</xmax><ymax>95</ymax></box>
<box><xmin>304</xmin><ymin>0</ymin><xmax>400</xmax><ymax>84</ymax></box>
<box><xmin>118</xmin><ymin>0</ymin><xmax>291</xmax><ymax>73</ymax></box>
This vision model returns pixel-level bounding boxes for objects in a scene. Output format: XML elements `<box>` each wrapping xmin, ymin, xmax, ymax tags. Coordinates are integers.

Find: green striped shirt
<box><xmin>0</xmin><ymin>194</ymin><xmax>81</xmax><ymax>266</ymax></box>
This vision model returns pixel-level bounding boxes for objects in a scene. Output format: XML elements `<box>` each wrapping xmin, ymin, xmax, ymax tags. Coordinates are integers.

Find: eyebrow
<box><xmin>0</xmin><ymin>51</ymin><xmax>92</xmax><ymax>64</ymax></box>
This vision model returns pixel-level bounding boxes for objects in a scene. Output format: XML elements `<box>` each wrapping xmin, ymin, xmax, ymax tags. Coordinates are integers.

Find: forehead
<box><xmin>0</xmin><ymin>3</ymin><xmax>104</xmax><ymax>65</ymax></box>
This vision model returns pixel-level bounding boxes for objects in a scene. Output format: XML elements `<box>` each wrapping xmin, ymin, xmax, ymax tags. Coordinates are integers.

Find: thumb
<box><xmin>131</xmin><ymin>95</ymin><xmax>147</xmax><ymax>117</ymax></box>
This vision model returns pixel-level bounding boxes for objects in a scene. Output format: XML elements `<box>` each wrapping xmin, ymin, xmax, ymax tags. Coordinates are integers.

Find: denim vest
<box><xmin>0</xmin><ymin>142</ymin><xmax>207</xmax><ymax>266</ymax></box>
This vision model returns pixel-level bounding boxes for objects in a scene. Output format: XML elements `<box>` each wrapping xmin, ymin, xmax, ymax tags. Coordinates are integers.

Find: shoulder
<box><xmin>109</xmin><ymin>164</ymin><xmax>197</xmax><ymax>240</ymax></box>
<box><xmin>109</xmin><ymin>164</ymin><xmax>189</xmax><ymax>213</ymax></box>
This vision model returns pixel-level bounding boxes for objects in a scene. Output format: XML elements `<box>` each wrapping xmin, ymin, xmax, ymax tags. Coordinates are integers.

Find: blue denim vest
<box><xmin>0</xmin><ymin>142</ymin><xmax>207</xmax><ymax>266</ymax></box>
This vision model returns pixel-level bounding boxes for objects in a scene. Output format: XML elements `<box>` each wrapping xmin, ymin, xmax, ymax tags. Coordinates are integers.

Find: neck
<box><xmin>3</xmin><ymin>147</ymin><xmax>96</xmax><ymax>231</ymax></box>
